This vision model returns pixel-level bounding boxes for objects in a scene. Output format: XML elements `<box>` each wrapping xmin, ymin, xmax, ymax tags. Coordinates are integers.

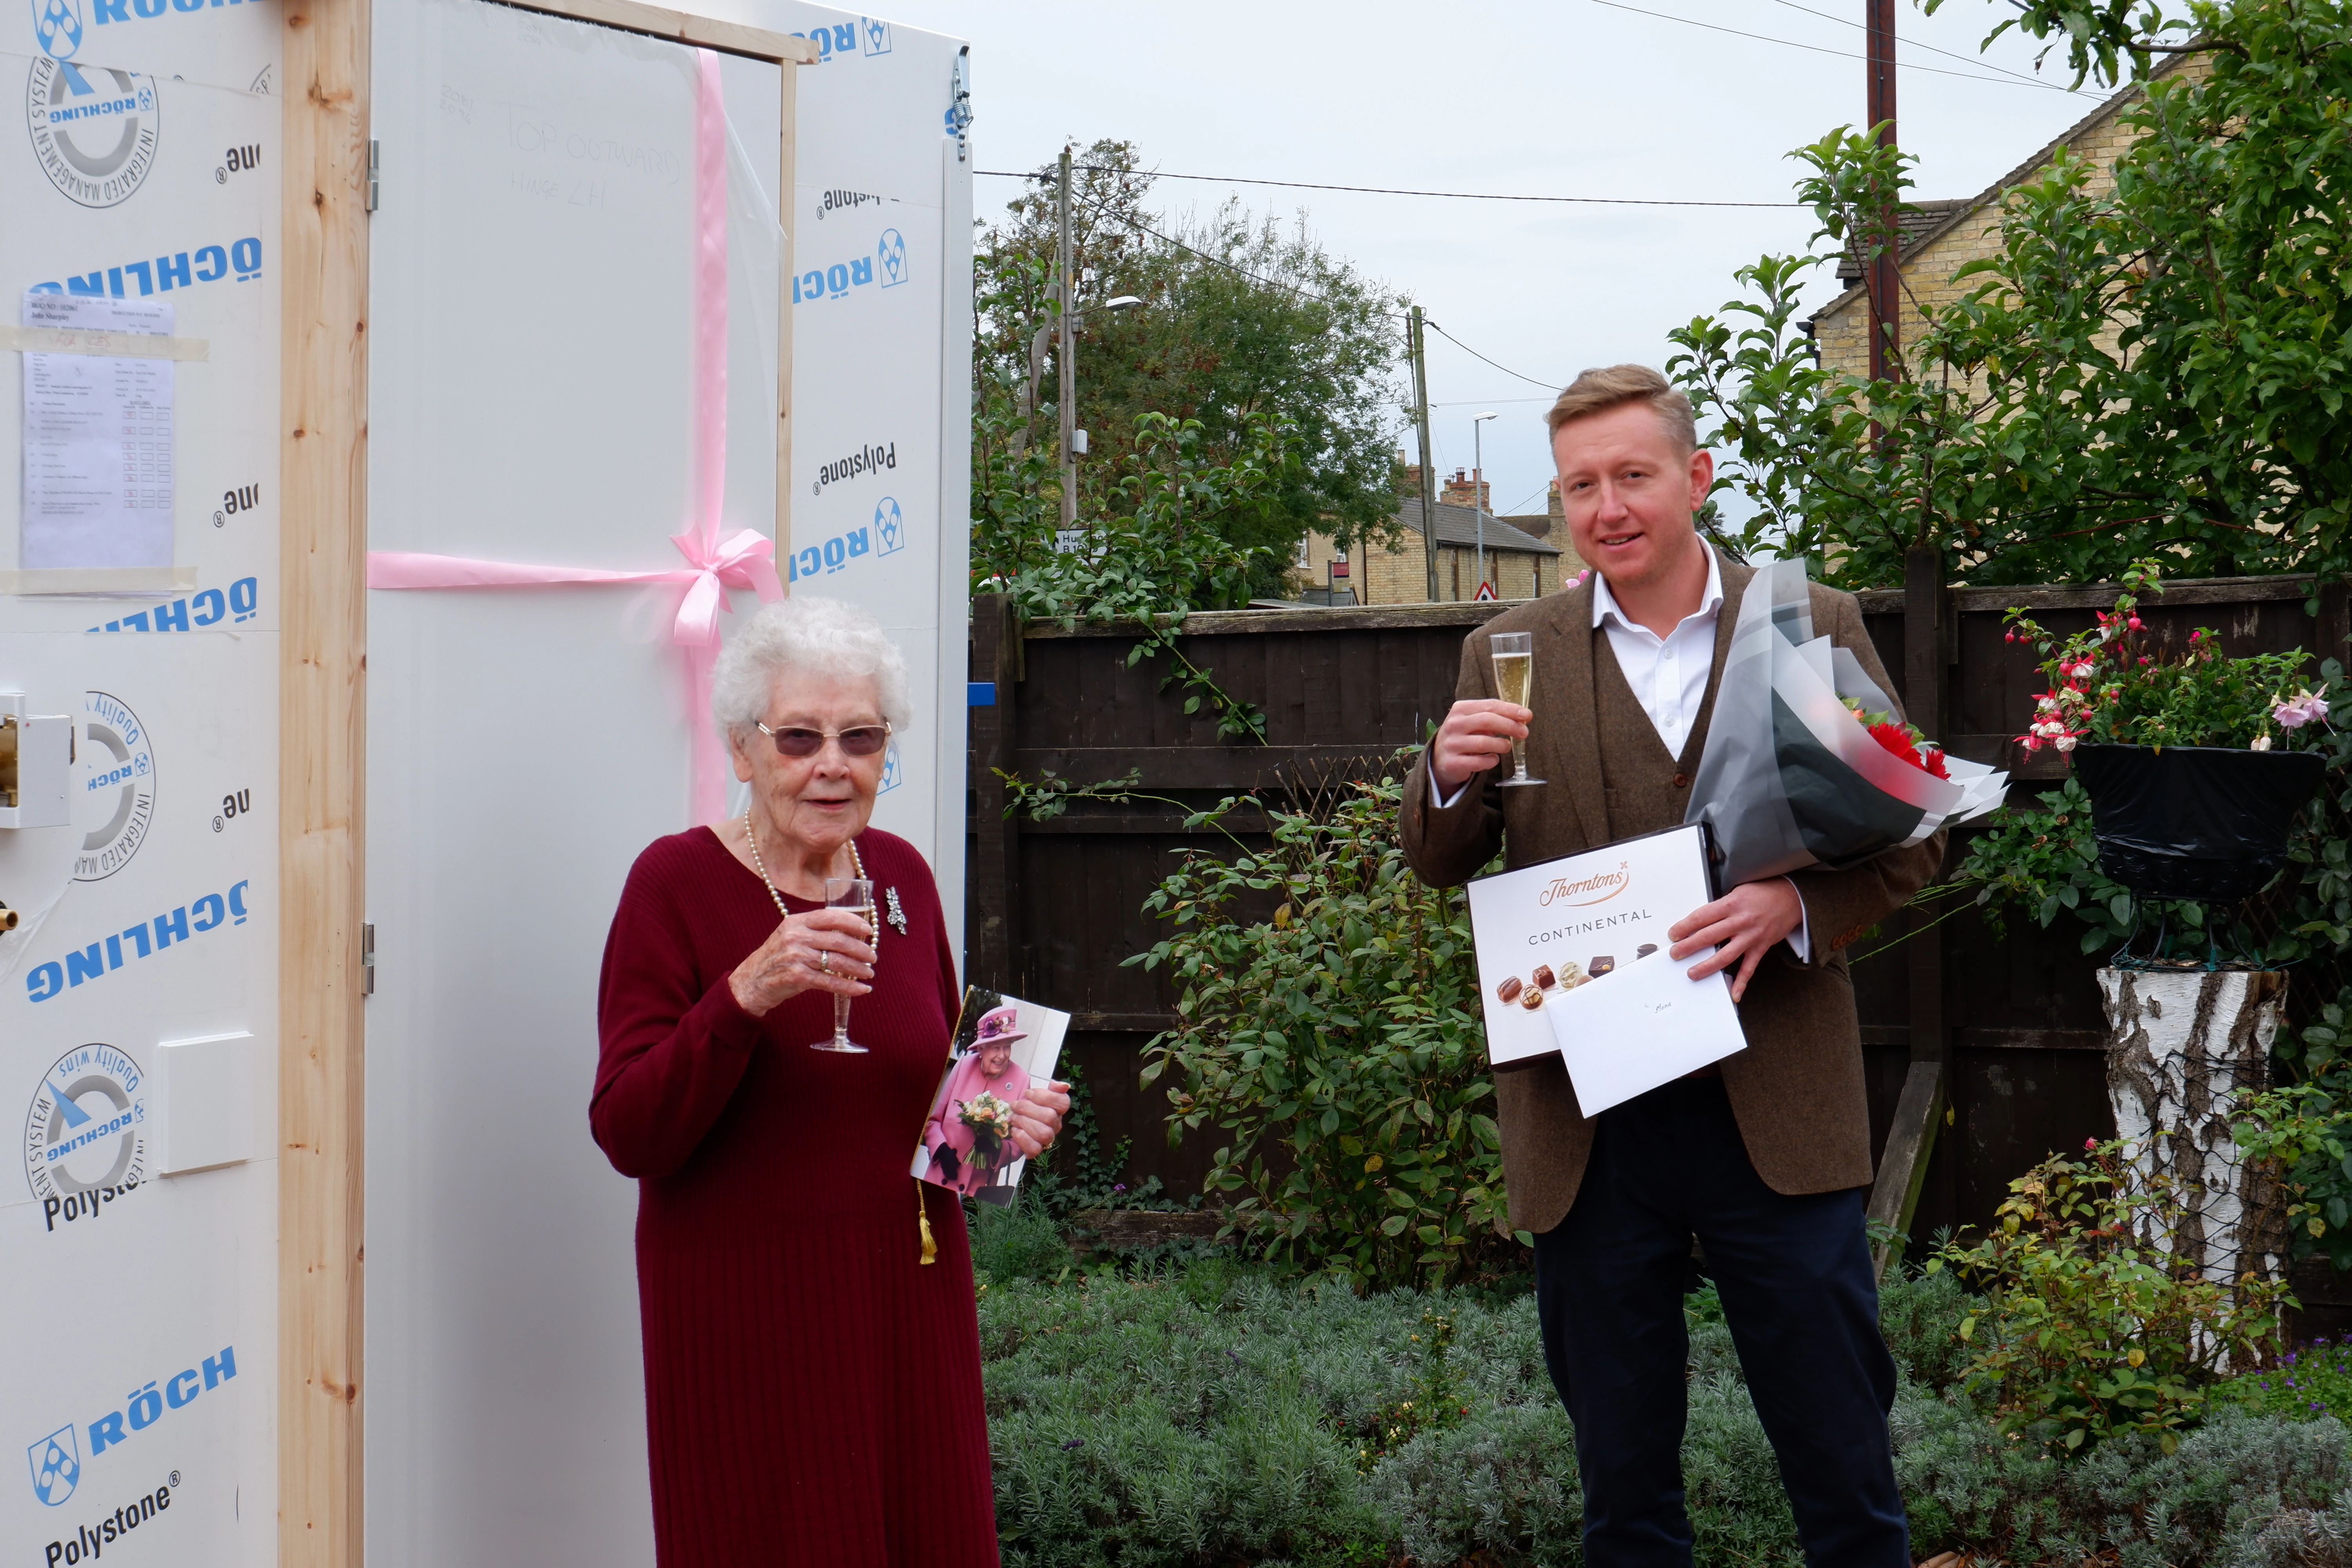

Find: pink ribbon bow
<box><xmin>366</xmin><ymin>48</ymin><xmax>779</xmax><ymax>824</ymax></box>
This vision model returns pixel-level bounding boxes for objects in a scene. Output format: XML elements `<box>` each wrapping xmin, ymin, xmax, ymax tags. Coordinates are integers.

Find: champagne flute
<box><xmin>815</xmin><ymin>876</ymin><xmax>876</xmax><ymax>1053</ymax></box>
<box><xmin>1490</xmin><ymin>631</ymin><xmax>1546</xmax><ymax>787</ymax></box>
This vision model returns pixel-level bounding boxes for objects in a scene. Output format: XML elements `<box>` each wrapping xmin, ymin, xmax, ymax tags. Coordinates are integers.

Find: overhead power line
<box><xmin>1587</xmin><ymin>0</ymin><xmax>2087</xmax><ymax>93</ymax></box>
<box><xmin>1056</xmin><ymin>190</ymin><xmax>1572</xmax><ymax>400</ymax></box>
<box><xmin>1763</xmin><ymin>0</ymin><xmax>2089</xmax><ymax>92</ymax></box>
<box><xmin>979</xmin><ymin>166</ymin><xmax>1799</xmax><ymax>209</ymax></box>
<box><xmin>1424</xmin><ymin>323</ymin><xmax>1561</xmax><ymax>392</ymax></box>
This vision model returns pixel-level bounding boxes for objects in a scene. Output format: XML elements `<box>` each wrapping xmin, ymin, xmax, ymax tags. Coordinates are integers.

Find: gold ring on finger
<box><xmin>819</xmin><ymin>949</ymin><xmax>833</xmax><ymax>975</ymax></box>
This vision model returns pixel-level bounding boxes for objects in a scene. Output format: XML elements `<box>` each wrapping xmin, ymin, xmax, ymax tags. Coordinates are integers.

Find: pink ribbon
<box><xmin>367</xmin><ymin>48</ymin><xmax>781</xmax><ymax>824</ymax></box>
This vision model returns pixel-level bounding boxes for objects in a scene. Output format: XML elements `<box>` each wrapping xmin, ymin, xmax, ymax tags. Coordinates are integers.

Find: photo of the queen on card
<box><xmin>915</xmin><ymin>989</ymin><xmax>1070</xmax><ymax>1200</ymax></box>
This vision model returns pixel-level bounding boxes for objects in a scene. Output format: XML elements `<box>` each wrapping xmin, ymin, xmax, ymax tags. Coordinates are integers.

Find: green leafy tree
<box><xmin>1675</xmin><ymin>0</ymin><xmax>2352</xmax><ymax>587</ymax></box>
<box><xmin>975</xmin><ymin>139</ymin><xmax>1410</xmax><ymax>595</ymax></box>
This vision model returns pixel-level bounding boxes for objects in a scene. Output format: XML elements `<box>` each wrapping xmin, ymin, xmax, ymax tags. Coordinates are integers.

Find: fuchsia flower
<box><xmin>2275</xmin><ymin>688</ymin><xmax>2331</xmax><ymax>730</ymax></box>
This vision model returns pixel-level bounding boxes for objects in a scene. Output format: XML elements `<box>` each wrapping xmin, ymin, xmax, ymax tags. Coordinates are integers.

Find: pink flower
<box><xmin>2190</xmin><ymin>629</ymin><xmax>2203</xmax><ymax>642</ymax></box>
<box><xmin>2073</xmin><ymin>662</ymin><xmax>2096</xmax><ymax>680</ymax></box>
<box><xmin>2127</xmin><ymin>617</ymin><xmax>2143</xmax><ymax>630</ymax></box>
<box><xmin>2275</xmin><ymin>689</ymin><xmax>2331</xmax><ymax>730</ymax></box>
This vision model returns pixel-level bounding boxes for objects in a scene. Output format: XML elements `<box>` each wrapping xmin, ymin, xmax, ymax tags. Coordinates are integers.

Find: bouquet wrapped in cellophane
<box><xmin>1687</xmin><ymin>557</ymin><xmax>2007</xmax><ymax>886</ymax></box>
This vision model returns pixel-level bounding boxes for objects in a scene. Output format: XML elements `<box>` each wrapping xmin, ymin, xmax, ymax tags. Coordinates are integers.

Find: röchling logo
<box><xmin>25</xmin><ymin>1347</ymin><xmax>234</xmax><ymax>1513</ymax></box>
<box><xmin>783</xmin><ymin>497</ymin><xmax>907</xmax><ymax>585</ymax></box>
<box><xmin>76</xmin><ymin>690</ymin><xmax>153</xmax><ymax>883</ymax></box>
<box><xmin>33</xmin><ymin>236</ymin><xmax>264</xmax><ymax>298</ymax></box>
<box><xmin>27</xmin><ymin>1426</ymin><xmax>78</xmax><ymax>1506</ymax></box>
<box><xmin>25</xmin><ymin>58</ymin><xmax>158</xmax><ymax>208</ymax></box>
<box><xmin>792</xmin><ymin>229</ymin><xmax>911</xmax><ymax>305</ymax></box>
<box><xmin>22</xmin><ymin>1043</ymin><xmax>146</xmax><ymax>1233</ymax></box>
<box><xmin>790</xmin><ymin>18</ymin><xmax>891</xmax><ymax>61</ymax></box>
<box><xmin>32</xmin><ymin>0</ymin><xmax>82</xmax><ymax>61</ymax></box>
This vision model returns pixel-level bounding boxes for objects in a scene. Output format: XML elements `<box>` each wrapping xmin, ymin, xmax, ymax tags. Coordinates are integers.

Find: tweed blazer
<box><xmin>1400</xmin><ymin>550</ymin><xmax>1944</xmax><ymax>1235</ymax></box>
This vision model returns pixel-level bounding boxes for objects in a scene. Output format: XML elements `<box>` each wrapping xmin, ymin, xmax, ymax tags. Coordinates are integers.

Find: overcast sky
<box><xmin>877</xmin><ymin>0</ymin><xmax>2112</xmax><ymax>520</ymax></box>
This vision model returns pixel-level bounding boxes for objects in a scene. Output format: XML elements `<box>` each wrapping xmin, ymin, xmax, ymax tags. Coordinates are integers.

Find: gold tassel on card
<box><xmin>917</xmin><ymin>1181</ymin><xmax>937</xmax><ymax>1265</ymax></box>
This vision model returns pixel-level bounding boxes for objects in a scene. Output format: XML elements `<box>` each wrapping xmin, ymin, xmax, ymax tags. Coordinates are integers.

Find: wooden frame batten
<box><xmin>279</xmin><ymin>2</ymin><xmax>371</xmax><ymax>1564</ymax></box>
<box><xmin>278</xmin><ymin>5</ymin><xmax>810</xmax><ymax>1562</ymax></box>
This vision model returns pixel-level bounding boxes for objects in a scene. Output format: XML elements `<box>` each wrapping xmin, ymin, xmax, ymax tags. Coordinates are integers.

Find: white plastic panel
<box><xmin>365</xmin><ymin>6</ymin><xmax>971</xmax><ymax>1562</ymax></box>
<box><xmin>0</xmin><ymin>7</ymin><xmax>281</xmax><ymax>1558</ymax></box>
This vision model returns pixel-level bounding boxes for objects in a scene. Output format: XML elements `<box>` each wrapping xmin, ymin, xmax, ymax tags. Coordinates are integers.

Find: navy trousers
<box><xmin>1531</xmin><ymin>1076</ymin><xmax>1908</xmax><ymax>1568</ymax></box>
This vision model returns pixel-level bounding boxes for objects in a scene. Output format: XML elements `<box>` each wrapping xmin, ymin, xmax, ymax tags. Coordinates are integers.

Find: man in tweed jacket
<box><xmin>1401</xmin><ymin>366</ymin><xmax>1941</xmax><ymax>1567</ymax></box>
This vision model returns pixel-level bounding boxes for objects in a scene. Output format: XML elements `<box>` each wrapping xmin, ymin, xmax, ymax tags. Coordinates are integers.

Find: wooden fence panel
<box><xmin>967</xmin><ymin>578</ymin><xmax>2347</xmax><ymax>1254</ymax></box>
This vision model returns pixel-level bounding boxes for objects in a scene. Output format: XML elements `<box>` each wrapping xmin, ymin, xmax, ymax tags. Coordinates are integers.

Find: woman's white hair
<box><xmin>710</xmin><ymin>596</ymin><xmax>911</xmax><ymax>737</ymax></box>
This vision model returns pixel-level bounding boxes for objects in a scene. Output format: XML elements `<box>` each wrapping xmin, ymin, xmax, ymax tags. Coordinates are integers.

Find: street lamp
<box><xmin>1022</xmin><ymin>294</ymin><xmax>1145</xmax><ymax>507</ymax></box>
<box><xmin>1473</xmin><ymin>412</ymin><xmax>1499</xmax><ymax>596</ymax></box>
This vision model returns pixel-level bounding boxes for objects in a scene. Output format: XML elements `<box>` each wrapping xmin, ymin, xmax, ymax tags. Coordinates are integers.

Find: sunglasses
<box><xmin>753</xmin><ymin>719</ymin><xmax>893</xmax><ymax>759</ymax></box>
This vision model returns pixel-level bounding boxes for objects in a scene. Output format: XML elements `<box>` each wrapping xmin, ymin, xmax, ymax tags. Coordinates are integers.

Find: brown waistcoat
<box><xmin>1397</xmin><ymin>552</ymin><xmax>1945</xmax><ymax>1236</ymax></box>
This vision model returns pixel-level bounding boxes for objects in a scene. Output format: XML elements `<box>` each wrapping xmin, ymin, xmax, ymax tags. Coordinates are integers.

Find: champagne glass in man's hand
<box><xmin>1487</xmin><ymin>632</ymin><xmax>1545</xmax><ymax>787</ymax></box>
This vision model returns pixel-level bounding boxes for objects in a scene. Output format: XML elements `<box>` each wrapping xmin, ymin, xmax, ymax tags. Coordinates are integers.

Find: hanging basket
<box><xmin>2070</xmin><ymin>742</ymin><xmax>2326</xmax><ymax>902</ymax></box>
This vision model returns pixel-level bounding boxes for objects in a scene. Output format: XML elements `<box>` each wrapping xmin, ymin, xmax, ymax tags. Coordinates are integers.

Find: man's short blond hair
<box><xmin>1545</xmin><ymin>364</ymin><xmax>1697</xmax><ymax>455</ymax></box>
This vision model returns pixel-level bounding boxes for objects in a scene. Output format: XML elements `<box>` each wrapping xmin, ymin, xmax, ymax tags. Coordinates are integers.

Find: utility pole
<box><xmin>1474</xmin><ymin>411</ymin><xmax>1499</xmax><ymax>593</ymax></box>
<box><xmin>1866</xmin><ymin>0</ymin><xmax>1899</xmax><ymax>384</ymax></box>
<box><xmin>1057</xmin><ymin>146</ymin><xmax>1078</xmax><ymax>530</ymax></box>
<box><xmin>1409</xmin><ymin>306</ymin><xmax>1439</xmax><ymax>602</ymax></box>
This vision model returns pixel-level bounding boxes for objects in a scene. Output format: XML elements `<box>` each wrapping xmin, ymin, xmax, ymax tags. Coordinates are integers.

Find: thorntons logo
<box><xmin>1538</xmin><ymin>861</ymin><xmax>1630</xmax><ymax>909</ymax></box>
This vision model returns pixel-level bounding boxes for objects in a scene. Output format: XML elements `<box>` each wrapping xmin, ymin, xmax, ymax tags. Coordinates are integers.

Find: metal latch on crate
<box><xmin>361</xmin><ymin>924</ymin><xmax>376</xmax><ymax>996</ymax></box>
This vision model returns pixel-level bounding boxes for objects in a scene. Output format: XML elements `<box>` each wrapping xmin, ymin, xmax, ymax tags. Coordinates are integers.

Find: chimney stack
<box><xmin>1440</xmin><ymin>467</ymin><xmax>1490</xmax><ymax>511</ymax></box>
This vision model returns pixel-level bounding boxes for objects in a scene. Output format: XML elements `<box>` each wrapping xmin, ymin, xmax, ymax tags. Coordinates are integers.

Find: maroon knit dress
<box><xmin>591</xmin><ymin>825</ymin><xmax>997</xmax><ymax>1567</ymax></box>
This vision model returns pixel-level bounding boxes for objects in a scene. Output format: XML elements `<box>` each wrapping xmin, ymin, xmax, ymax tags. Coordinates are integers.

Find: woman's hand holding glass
<box><xmin>726</xmin><ymin>907</ymin><xmax>875</xmax><ymax>1018</ymax></box>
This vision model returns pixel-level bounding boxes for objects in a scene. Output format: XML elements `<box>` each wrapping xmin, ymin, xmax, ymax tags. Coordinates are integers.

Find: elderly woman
<box><xmin>591</xmin><ymin>597</ymin><xmax>1068</xmax><ymax>1568</ymax></box>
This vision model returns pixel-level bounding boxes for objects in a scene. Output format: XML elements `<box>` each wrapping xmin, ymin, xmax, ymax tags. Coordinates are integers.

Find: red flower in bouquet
<box><xmin>1843</xmin><ymin>700</ymin><xmax>1951</xmax><ymax>780</ymax></box>
<box><xmin>1868</xmin><ymin>719</ymin><xmax>1950</xmax><ymax>780</ymax></box>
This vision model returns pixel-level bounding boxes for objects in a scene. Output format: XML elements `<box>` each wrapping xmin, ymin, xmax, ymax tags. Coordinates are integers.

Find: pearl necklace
<box><xmin>744</xmin><ymin>807</ymin><xmax>867</xmax><ymax>932</ymax></box>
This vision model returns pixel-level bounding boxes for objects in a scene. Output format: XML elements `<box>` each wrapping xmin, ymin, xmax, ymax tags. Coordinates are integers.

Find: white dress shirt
<box><xmin>1436</xmin><ymin>551</ymin><xmax>1811</xmax><ymax>960</ymax></box>
<box><xmin>1593</xmin><ymin>548</ymin><xmax>1724</xmax><ymax>760</ymax></box>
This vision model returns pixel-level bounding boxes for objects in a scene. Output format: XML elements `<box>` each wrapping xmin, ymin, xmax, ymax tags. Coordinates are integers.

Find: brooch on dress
<box><xmin>884</xmin><ymin>886</ymin><xmax>908</xmax><ymax>936</ymax></box>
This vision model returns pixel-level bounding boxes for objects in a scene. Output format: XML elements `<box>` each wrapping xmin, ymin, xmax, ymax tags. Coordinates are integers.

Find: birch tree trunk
<box><xmin>2100</xmin><ymin>967</ymin><xmax>2288</xmax><ymax>1296</ymax></box>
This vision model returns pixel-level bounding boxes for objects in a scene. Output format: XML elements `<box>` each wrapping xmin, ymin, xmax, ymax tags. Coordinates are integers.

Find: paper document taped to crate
<box><xmin>1463</xmin><ymin>824</ymin><xmax>1746</xmax><ymax>1098</ymax></box>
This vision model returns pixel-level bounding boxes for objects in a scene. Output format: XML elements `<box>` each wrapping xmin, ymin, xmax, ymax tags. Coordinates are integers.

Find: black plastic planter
<box><xmin>2071</xmin><ymin>742</ymin><xmax>2327</xmax><ymax>902</ymax></box>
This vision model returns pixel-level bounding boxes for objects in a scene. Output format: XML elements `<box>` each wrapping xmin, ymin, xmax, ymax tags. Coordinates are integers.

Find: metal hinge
<box><xmin>360</xmin><ymin>922</ymin><xmax>376</xmax><ymax>995</ymax></box>
<box><xmin>366</xmin><ymin>141</ymin><xmax>380</xmax><ymax>213</ymax></box>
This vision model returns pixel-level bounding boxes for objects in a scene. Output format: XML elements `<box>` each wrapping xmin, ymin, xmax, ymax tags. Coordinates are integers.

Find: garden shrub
<box><xmin>1894</xmin><ymin>1392</ymin><xmax>2352</xmax><ymax>1565</ymax></box>
<box><xmin>1130</xmin><ymin>770</ymin><xmax>1513</xmax><ymax>1290</ymax></box>
<box><xmin>969</xmin><ymin>1194</ymin><xmax>1076</xmax><ymax>1286</ymax></box>
<box><xmin>1928</xmin><ymin>1140</ymin><xmax>2292</xmax><ymax>1453</ymax></box>
<box><xmin>980</xmin><ymin>1256</ymin><xmax>2352</xmax><ymax>1566</ymax></box>
<box><xmin>2221</xmin><ymin>1340</ymin><xmax>2352</xmax><ymax>1428</ymax></box>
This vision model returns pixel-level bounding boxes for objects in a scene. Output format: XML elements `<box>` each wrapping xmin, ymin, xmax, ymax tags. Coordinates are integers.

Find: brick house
<box><xmin>1808</xmin><ymin>55</ymin><xmax>2202</xmax><ymax>377</ymax></box>
<box><xmin>1294</xmin><ymin>467</ymin><xmax>1580</xmax><ymax>605</ymax></box>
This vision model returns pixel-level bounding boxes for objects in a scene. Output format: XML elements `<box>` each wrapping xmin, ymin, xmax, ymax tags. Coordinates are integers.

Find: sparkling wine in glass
<box><xmin>815</xmin><ymin>876</ymin><xmax>876</xmax><ymax>1053</ymax></box>
<box><xmin>1490</xmin><ymin>631</ymin><xmax>1546</xmax><ymax>788</ymax></box>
